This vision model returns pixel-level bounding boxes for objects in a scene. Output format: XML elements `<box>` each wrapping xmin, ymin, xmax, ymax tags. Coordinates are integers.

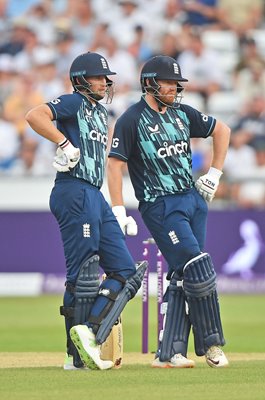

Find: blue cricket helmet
<box><xmin>69</xmin><ymin>52</ymin><xmax>116</xmax><ymax>103</ymax></box>
<box><xmin>141</xmin><ymin>55</ymin><xmax>188</xmax><ymax>84</ymax></box>
<box><xmin>140</xmin><ymin>55</ymin><xmax>188</xmax><ymax>107</ymax></box>
<box><xmin>70</xmin><ymin>52</ymin><xmax>116</xmax><ymax>80</ymax></box>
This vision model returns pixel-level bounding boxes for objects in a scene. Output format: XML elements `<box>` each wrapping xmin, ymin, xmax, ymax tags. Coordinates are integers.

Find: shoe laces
<box><xmin>207</xmin><ymin>346</ymin><xmax>223</xmax><ymax>358</ymax></box>
<box><xmin>171</xmin><ymin>353</ymin><xmax>185</xmax><ymax>361</ymax></box>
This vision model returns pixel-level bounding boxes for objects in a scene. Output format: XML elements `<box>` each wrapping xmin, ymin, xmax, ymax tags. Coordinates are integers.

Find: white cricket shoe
<box><xmin>152</xmin><ymin>353</ymin><xmax>195</xmax><ymax>368</ymax></box>
<box><xmin>70</xmin><ymin>325</ymin><xmax>114</xmax><ymax>370</ymax></box>
<box><xmin>63</xmin><ymin>354</ymin><xmax>89</xmax><ymax>370</ymax></box>
<box><xmin>205</xmin><ymin>346</ymin><xmax>229</xmax><ymax>368</ymax></box>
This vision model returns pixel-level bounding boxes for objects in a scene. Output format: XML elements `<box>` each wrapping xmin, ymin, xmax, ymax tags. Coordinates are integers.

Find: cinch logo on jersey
<box><xmin>157</xmin><ymin>140</ymin><xmax>188</xmax><ymax>158</ymax></box>
<box><xmin>90</xmin><ymin>129</ymin><xmax>108</xmax><ymax>145</ymax></box>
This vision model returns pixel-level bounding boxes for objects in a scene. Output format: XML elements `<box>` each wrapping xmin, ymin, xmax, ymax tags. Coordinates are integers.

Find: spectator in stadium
<box><xmin>0</xmin><ymin>109</ymin><xmax>19</xmax><ymax>172</ymax></box>
<box><xmin>229</xmin><ymin>142</ymin><xmax>265</xmax><ymax>208</ymax></box>
<box><xmin>96</xmin><ymin>33</ymin><xmax>139</xmax><ymax>117</ymax></box>
<box><xmin>234</xmin><ymin>36</ymin><xmax>265</xmax><ymax>77</ymax></box>
<box><xmin>3</xmin><ymin>71</ymin><xmax>44</xmax><ymax>137</ymax></box>
<box><xmin>158</xmin><ymin>32</ymin><xmax>183</xmax><ymax>61</ymax></box>
<box><xmin>108</xmin><ymin>0</ymin><xmax>151</xmax><ymax>49</ymax></box>
<box><xmin>182</xmin><ymin>0</ymin><xmax>220</xmax><ymax>30</ymax></box>
<box><xmin>7</xmin><ymin>133</ymin><xmax>55</xmax><ymax>176</ymax></box>
<box><xmin>0</xmin><ymin>0</ymin><xmax>9</xmax><ymax>44</ymax></box>
<box><xmin>0</xmin><ymin>19</ymin><xmax>31</xmax><ymax>55</ymax></box>
<box><xmin>127</xmin><ymin>25</ymin><xmax>153</xmax><ymax>66</ymax></box>
<box><xmin>32</xmin><ymin>47</ymin><xmax>64</xmax><ymax>101</ymax></box>
<box><xmin>218</xmin><ymin>0</ymin><xmax>264</xmax><ymax>40</ymax></box>
<box><xmin>0</xmin><ymin>54</ymin><xmax>17</xmax><ymax>109</ymax></box>
<box><xmin>234</xmin><ymin>60</ymin><xmax>265</xmax><ymax>102</ymax></box>
<box><xmin>177</xmin><ymin>31</ymin><xmax>226</xmax><ymax>103</ymax></box>
<box><xmin>229</xmin><ymin>95</ymin><xmax>265</xmax><ymax>150</ymax></box>
<box><xmin>55</xmin><ymin>28</ymin><xmax>87</xmax><ymax>76</ymax></box>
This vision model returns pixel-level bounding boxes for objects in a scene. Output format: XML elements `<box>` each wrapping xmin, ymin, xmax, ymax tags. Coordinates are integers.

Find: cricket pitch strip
<box><xmin>1</xmin><ymin>352</ymin><xmax>265</xmax><ymax>368</ymax></box>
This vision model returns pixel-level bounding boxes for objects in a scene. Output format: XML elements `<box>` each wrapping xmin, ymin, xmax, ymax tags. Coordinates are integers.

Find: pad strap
<box><xmin>95</xmin><ymin>261</ymin><xmax>148</xmax><ymax>344</ymax></box>
<box><xmin>60</xmin><ymin>306</ymin><xmax>74</xmax><ymax>318</ymax></box>
<box><xmin>88</xmin><ymin>274</ymin><xmax>124</xmax><ymax>326</ymax></box>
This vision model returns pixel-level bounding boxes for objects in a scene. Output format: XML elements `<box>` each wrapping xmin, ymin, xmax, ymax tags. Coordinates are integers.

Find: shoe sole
<box><xmin>206</xmin><ymin>359</ymin><xmax>229</xmax><ymax>368</ymax></box>
<box><xmin>152</xmin><ymin>363</ymin><xmax>195</xmax><ymax>369</ymax></box>
<box><xmin>63</xmin><ymin>364</ymin><xmax>78</xmax><ymax>370</ymax></box>
<box><xmin>63</xmin><ymin>365</ymin><xmax>88</xmax><ymax>371</ymax></box>
<box><xmin>63</xmin><ymin>363</ymin><xmax>89</xmax><ymax>371</ymax></box>
<box><xmin>70</xmin><ymin>328</ymin><xmax>99</xmax><ymax>370</ymax></box>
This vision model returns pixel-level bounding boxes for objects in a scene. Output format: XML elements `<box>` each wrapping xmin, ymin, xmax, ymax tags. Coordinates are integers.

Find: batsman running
<box><xmin>26</xmin><ymin>52</ymin><xmax>146</xmax><ymax>371</ymax></box>
<box><xmin>107</xmin><ymin>55</ymin><xmax>230</xmax><ymax>368</ymax></box>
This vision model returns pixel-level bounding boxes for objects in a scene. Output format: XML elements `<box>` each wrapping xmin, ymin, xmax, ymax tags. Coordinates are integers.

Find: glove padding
<box><xmin>112</xmin><ymin>206</ymin><xmax>138</xmax><ymax>236</ymax></box>
<box><xmin>195</xmin><ymin>167</ymin><xmax>223</xmax><ymax>202</ymax></box>
<box><xmin>53</xmin><ymin>140</ymin><xmax>80</xmax><ymax>172</ymax></box>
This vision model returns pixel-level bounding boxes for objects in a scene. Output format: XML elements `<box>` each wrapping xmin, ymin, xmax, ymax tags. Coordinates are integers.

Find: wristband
<box><xmin>58</xmin><ymin>138</ymin><xmax>69</xmax><ymax>149</ymax></box>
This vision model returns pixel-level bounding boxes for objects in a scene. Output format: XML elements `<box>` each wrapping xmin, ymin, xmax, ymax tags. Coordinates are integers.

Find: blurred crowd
<box><xmin>0</xmin><ymin>0</ymin><xmax>265</xmax><ymax>208</ymax></box>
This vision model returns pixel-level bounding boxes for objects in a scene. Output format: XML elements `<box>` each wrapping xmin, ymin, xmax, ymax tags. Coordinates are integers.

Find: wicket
<box><xmin>142</xmin><ymin>238</ymin><xmax>165</xmax><ymax>354</ymax></box>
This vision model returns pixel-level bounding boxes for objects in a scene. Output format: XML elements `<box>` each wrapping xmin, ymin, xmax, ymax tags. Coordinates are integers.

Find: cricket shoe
<box><xmin>152</xmin><ymin>353</ymin><xmax>195</xmax><ymax>368</ymax></box>
<box><xmin>63</xmin><ymin>354</ymin><xmax>88</xmax><ymax>371</ymax></box>
<box><xmin>70</xmin><ymin>325</ymin><xmax>114</xmax><ymax>370</ymax></box>
<box><xmin>205</xmin><ymin>346</ymin><xmax>229</xmax><ymax>368</ymax></box>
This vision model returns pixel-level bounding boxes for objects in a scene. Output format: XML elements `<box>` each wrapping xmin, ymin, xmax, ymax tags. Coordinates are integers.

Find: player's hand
<box><xmin>112</xmin><ymin>206</ymin><xmax>138</xmax><ymax>236</ymax></box>
<box><xmin>195</xmin><ymin>167</ymin><xmax>223</xmax><ymax>202</ymax></box>
<box><xmin>53</xmin><ymin>138</ymin><xmax>80</xmax><ymax>172</ymax></box>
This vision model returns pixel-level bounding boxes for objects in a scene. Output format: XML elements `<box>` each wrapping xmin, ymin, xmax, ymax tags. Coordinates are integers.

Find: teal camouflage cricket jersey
<box><xmin>108</xmin><ymin>96</ymin><xmax>216</xmax><ymax>202</ymax></box>
<box><xmin>47</xmin><ymin>92</ymin><xmax>108</xmax><ymax>188</ymax></box>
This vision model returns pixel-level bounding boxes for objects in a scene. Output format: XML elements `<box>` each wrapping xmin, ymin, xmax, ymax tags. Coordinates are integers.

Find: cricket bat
<box><xmin>100</xmin><ymin>273</ymin><xmax>123</xmax><ymax>368</ymax></box>
<box><xmin>100</xmin><ymin>315</ymin><xmax>123</xmax><ymax>368</ymax></box>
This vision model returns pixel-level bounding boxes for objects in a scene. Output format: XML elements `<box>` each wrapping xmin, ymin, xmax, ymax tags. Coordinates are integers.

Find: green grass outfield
<box><xmin>0</xmin><ymin>295</ymin><xmax>264</xmax><ymax>400</ymax></box>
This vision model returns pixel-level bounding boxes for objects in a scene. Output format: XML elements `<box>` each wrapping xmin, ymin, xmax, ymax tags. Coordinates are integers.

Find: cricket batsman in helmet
<box><xmin>107</xmin><ymin>55</ymin><xmax>230</xmax><ymax>368</ymax></box>
<box><xmin>26</xmin><ymin>52</ymin><xmax>147</xmax><ymax>370</ymax></box>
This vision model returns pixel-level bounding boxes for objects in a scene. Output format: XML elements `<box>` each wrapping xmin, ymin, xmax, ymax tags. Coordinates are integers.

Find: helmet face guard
<box><xmin>140</xmin><ymin>56</ymin><xmax>188</xmax><ymax>108</ymax></box>
<box><xmin>142</xmin><ymin>75</ymin><xmax>185</xmax><ymax>107</ymax></box>
<box><xmin>69</xmin><ymin>52</ymin><xmax>116</xmax><ymax>104</ymax></box>
<box><xmin>73</xmin><ymin>75</ymin><xmax>115</xmax><ymax>104</ymax></box>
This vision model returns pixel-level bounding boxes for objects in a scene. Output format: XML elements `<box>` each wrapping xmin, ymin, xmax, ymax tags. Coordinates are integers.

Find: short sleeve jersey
<box><xmin>47</xmin><ymin>92</ymin><xmax>108</xmax><ymax>188</ymax></box>
<box><xmin>108</xmin><ymin>96</ymin><xmax>216</xmax><ymax>202</ymax></box>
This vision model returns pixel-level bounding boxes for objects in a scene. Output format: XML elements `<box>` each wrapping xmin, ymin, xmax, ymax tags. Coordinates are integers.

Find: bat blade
<box><xmin>100</xmin><ymin>316</ymin><xmax>123</xmax><ymax>369</ymax></box>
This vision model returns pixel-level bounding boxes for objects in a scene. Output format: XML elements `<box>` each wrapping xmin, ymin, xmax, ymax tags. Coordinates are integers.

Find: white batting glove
<box><xmin>112</xmin><ymin>206</ymin><xmax>138</xmax><ymax>236</ymax></box>
<box><xmin>195</xmin><ymin>167</ymin><xmax>223</xmax><ymax>202</ymax></box>
<box><xmin>53</xmin><ymin>138</ymin><xmax>80</xmax><ymax>172</ymax></box>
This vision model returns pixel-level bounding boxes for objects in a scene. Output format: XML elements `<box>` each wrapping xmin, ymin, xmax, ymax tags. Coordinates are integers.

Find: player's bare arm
<box><xmin>107</xmin><ymin>157</ymin><xmax>126</xmax><ymax>206</ymax></box>
<box><xmin>107</xmin><ymin>157</ymin><xmax>138</xmax><ymax>236</ymax></box>
<box><xmin>25</xmin><ymin>104</ymin><xmax>65</xmax><ymax>144</ymax></box>
<box><xmin>26</xmin><ymin>104</ymin><xmax>80</xmax><ymax>172</ymax></box>
<box><xmin>211</xmin><ymin>120</ymin><xmax>231</xmax><ymax>171</ymax></box>
<box><xmin>195</xmin><ymin>120</ymin><xmax>231</xmax><ymax>202</ymax></box>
